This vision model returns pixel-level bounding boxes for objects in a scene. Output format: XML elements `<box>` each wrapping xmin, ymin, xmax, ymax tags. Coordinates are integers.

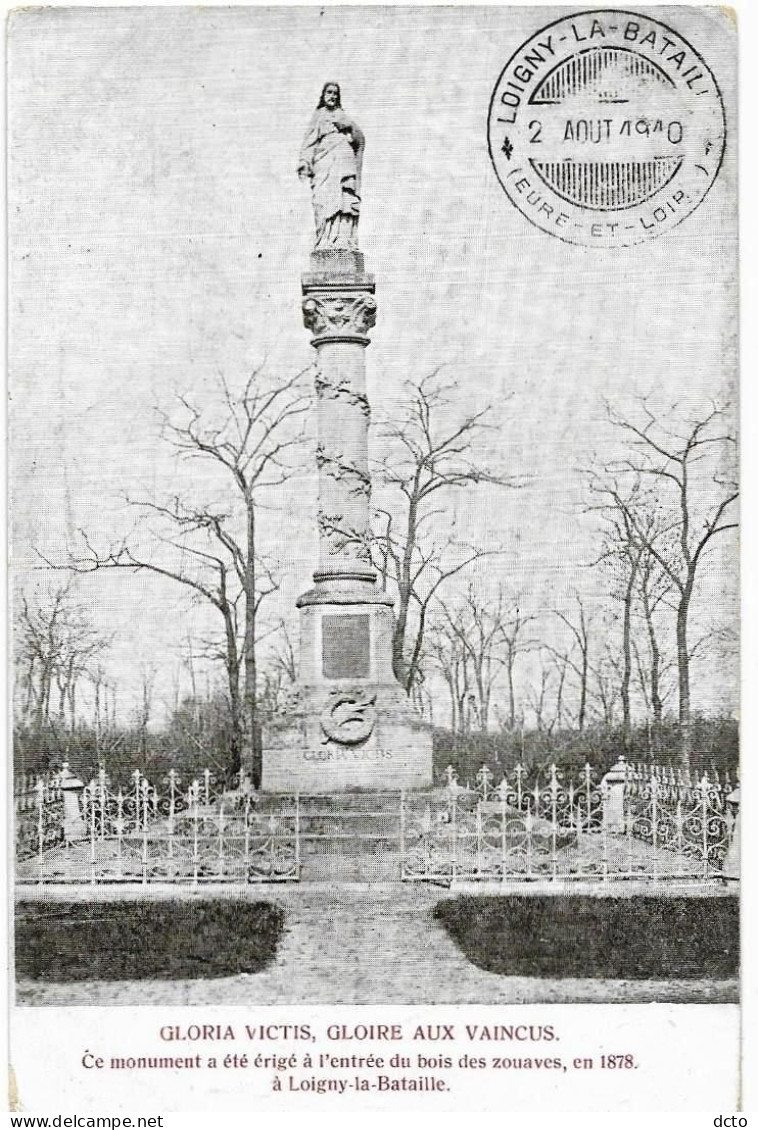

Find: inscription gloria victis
<box><xmin>303</xmin><ymin>747</ymin><xmax>393</xmax><ymax>762</ymax></box>
<box><xmin>487</xmin><ymin>9</ymin><xmax>727</xmax><ymax>247</ymax></box>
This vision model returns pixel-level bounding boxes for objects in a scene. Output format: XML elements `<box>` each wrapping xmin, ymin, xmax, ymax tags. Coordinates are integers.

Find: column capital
<box><xmin>301</xmin><ymin>288</ymin><xmax>377</xmax><ymax>346</ymax></box>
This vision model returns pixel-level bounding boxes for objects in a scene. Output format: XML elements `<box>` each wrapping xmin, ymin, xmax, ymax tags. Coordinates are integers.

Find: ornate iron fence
<box><xmin>401</xmin><ymin>760</ymin><xmax>736</xmax><ymax>882</ymax></box>
<box><xmin>16</xmin><ymin>766</ymin><xmax>299</xmax><ymax>885</ymax></box>
<box><xmin>14</xmin><ymin>771</ymin><xmax>64</xmax><ymax>862</ymax></box>
<box><xmin>623</xmin><ymin>765</ymin><xmax>733</xmax><ymax>876</ymax></box>
<box><xmin>14</xmin><ymin>758</ymin><xmax>737</xmax><ymax>886</ymax></box>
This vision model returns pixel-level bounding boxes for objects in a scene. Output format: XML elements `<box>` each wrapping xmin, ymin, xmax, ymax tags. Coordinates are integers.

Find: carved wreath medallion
<box><xmin>320</xmin><ymin>688</ymin><xmax>377</xmax><ymax>745</ymax></box>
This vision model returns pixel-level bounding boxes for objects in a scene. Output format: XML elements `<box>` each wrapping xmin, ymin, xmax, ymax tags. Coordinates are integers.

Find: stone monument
<box><xmin>261</xmin><ymin>83</ymin><xmax>433</xmax><ymax>792</ymax></box>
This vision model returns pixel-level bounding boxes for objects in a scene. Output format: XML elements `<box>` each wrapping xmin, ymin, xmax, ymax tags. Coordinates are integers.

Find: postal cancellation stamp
<box><xmin>487</xmin><ymin>8</ymin><xmax>727</xmax><ymax>247</ymax></box>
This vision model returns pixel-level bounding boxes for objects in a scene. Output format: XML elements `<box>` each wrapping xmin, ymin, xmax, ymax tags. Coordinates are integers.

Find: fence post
<box><xmin>59</xmin><ymin>762</ymin><xmax>87</xmax><ymax>844</ymax></box>
<box><xmin>35</xmin><ymin>778</ymin><xmax>45</xmax><ymax>885</ymax></box>
<box><xmin>499</xmin><ymin>778</ymin><xmax>508</xmax><ymax>885</ymax></box>
<box><xmin>549</xmin><ymin>764</ymin><xmax>559</xmax><ymax>881</ymax></box>
<box><xmin>218</xmin><ymin>803</ymin><xmax>225</xmax><ymax>880</ymax></box>
<box><xmin>698</xmin><ymin>775</ymin><xmax>710</xmax><ymax>880</ymax></box>
<box><xmin>674</xmin><ymin>796</ymin><xmax>685</xmax><ymax>879</ymax></box>
<box><xmin>475</xmin><ymin>803</ymin><xmax>483</xmax><ymax>877</ymax></box>
<box><xmin>140</xmin><ymin>777</ymin><xmax>150</xmax><ymax>885</ymax></box>
<box><xmin>399</xmin><ymin>791</ymin><xmax>405</xmax><ymax>879</ymax></box>
<box><xmin>115</xmin><ymin>790</ymin><xmax>125</xmax><ymax>880</ymax></box>
<box><xmin>601</xmin><ymin>757</ymin><xmax>628</xmax><ymax>834</ymax></box>
<box><xmin>243</xmin><ymin>796</ymin><xmax>251</xmax><ymax>882</ymax></box>
<box><xmin>583</xmin><ymin>763</ymin><xmax>593</xmax><ymax>837</ymax></box>
<box><xmin>191</xmin><ymin>786</ymin><xmax>199</xmax><ymax>888</ymax></box>
<box><xmin>451</xmin><ymin>791</ymin><xmax>458</xmax><ymax>882</ymax></box>
<box><xmin>651</xmin><ymin>775</ymin><xmax>659</xmax><ymax>882</ymax></box>
<box><xmin>722</xmin><ymin>785</ymin><xmax>740</xmax><ymax>882</ymax></box>
<box><xmin>89</xmin><ymin>783</ymin><xmax>97</xmax><ymax>885</ymax></box>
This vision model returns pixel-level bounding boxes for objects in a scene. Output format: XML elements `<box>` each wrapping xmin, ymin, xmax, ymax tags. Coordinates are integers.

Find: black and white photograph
<box><xmin>8</xmin><ymin>3</ymin><xmax>740</xmax><ymax>1111</ymax></box>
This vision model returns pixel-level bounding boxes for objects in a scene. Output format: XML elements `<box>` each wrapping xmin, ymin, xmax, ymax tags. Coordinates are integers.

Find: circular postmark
<box><xmin>487</xmin><ymin>9</ymin><xmax>726</xmax><ymax>247</ymax></box>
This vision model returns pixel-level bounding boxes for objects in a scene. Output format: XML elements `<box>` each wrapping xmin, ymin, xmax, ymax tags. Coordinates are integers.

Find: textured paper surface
<box><xmin>8</xmin><ymin>4</ymin><xmax>739</xmax><ymax>1112</ymax></box>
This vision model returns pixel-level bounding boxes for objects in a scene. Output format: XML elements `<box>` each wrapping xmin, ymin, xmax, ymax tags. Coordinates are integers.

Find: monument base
<box><xmin>261</xmin><ymin>584</ymin><xmax>433</xmax><ymax>792</ymax></box>
<box><xmin>261</xmin><ymin>680</ymin><xmax>433</xmax><ymax>793</ymax></box>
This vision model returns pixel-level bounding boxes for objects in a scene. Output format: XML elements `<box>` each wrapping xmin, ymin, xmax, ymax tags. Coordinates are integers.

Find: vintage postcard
<box><xmin>8</xmin><ymin>3</ymin><xmax>740</xmax><ymax>1113</ymax></box>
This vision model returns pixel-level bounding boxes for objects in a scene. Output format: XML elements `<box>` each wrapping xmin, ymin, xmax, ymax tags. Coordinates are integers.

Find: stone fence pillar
<box><xmin>601</xmin><ymin>757</ymin><xmax>629</xmax><ymax>834</ymax></box>
<box><xmin>722</xmin><ymin>784</ymin><xmax>740</xmax><ymax>882</ymax></box>
<box><xmin>59</xmin><ymin>762</ymin><xmax>87</xmax><ymax>843</ymax></box>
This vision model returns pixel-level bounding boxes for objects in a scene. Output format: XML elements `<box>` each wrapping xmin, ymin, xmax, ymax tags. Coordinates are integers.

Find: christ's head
<box><xmin>318</xmin><ymin>82</ymin><xmax>342</xmax><ymax>110</ymax></box>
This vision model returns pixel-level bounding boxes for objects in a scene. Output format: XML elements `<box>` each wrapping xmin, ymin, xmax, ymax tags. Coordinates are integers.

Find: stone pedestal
<box><xmin>261</xmin><ymin>251</ymin><xmax>433</xmax><ymax>793</ymax></box>
<box><xmin>722</xmin><ymin>785</ymin><xmax>740</xmax><ymax>882</ymax></box>
<box><xmin>59</xmin><ymin>762</ymin><xmax>87</xmax><ymax>842</ymax></box>
<box><xmin>601</xmin><ymin>757</ymin><xmax>629</xmax><ymax>834</ymax></box>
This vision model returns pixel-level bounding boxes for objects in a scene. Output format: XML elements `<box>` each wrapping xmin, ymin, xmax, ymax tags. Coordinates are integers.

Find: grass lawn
<box><xmin>15</xmin><ymin>899</ymin><xmax>285</xmax><ymax>981</ymax></box>
<box><xmin>434</xmin><ymin>895</ymin><xmax>739</xmax><ymax>980</ymax></box>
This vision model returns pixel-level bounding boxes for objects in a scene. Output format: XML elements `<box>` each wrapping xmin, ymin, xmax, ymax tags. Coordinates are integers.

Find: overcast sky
<box><xmin>8</xmin><ymin>5</ymin><xmax>738</xmax><ymax>725</ymax></box>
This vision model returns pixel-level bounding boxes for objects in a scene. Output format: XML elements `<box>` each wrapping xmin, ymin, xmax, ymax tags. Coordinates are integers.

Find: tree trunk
<box><xmin>225</xmin><ymin>609</ymin><xmax>243</xmax><ymax>779</ymax></box>
<box><xmin>474</xmin><ymin>665</ymin><xmax>486</xmax><ymax>731</ymax></box>
<box><xmin>677</xmin><ymin>589</ymin><xmax>692</xmax><ymax>772</ymax></box>
<box><xmin>393</xmin><ymin>579</ymin><xmax>411</xmax><ymax>684</ymax></box>
<box><xmin>94</xmin><ymin>679</ymin><xmax>101</xmax><ymax>757</ymax></box>
<box><xmin>393</xmin><ymin>498</ymin><xmax>418</xmax><ymax>683</ymax></box>
<box><xmin>642</xmin><ymin>588</ymin><xmax>663</xmax><ymax>744</ymax></box>
<box><xmin>404</xmin><ymin>600</ymin><xmax>427</xmax><ymax>695</ymax></box>
<box><xmin>621</xmin><ymin>557</ymin><xmax>638</xmax><ymax>745</ymax></box>
<box><xmin>578</xmin><ymin>650</ymin><xmax>587</xmax><ymax>732</ymax></box>
<box><xmin>228</xmin><ymin>679</ymin><xmax>243</xmax><ymax>779</ymax></box>
<box><xmin>244</xmin><ymin>498</ymin><xmax>258</xmax><ymax>782</ymax></box>
<box><xmin>555</xmin><ymin>663</ymin><xmax>565</xmax><ymax>730</ymax></box>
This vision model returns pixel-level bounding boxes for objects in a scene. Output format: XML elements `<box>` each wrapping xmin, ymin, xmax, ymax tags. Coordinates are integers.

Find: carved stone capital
<box><xmin>302</xmin><ymin>292</ymin><xmax>377</xmax><ymax>343</ymax></box>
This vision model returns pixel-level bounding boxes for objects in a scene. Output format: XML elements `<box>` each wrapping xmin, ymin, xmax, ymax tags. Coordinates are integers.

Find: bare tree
<box><xmin>436</xmin><ymin>588</ymin><xmax>508</xmax><ymax>732</ymax></box>
<box><xmin>55</xmin><ymin>365</ymin><xmax>309</xmax><ymax>776</ymax></box>
<box><xmin>588</xmin><ymin>486</ymin><xmax>644</xmax><ymax>740</ymax></box>
<box><xmin>427</xmin><ymin>615</ymin><xmax>473</xmax><ymax>736</ymax></box>
<box><xmin>409</xmin><ymin>665</ymin><xmax>434</xmax><ymax>723</ymax></box>
<box><xmin>527</xmin><ymin>655</ymin><xmax>552</xmax><ymax>736</ymax></box>
<box><xmin>548</xmin><ymin>594</ymin><xmax>593</xmax><ymax>733</ymax></box>
<box><xmin>371</xmin><ymin>371</ymin><xmax>515</xmax><ymax>692</ymax></box>
<box><xmin>14</xmin><ymin>580</ymin><xmax>110</xmax><ymax>738</ymax></box>
<box><xmin>546</xmin><ymin>647</ymin><xmax>573</xmax><ymax>733</ymax></box>
<box><xmin>63</xmin><ymin>508</ymin><xmax>280</xmax><ymax>775</ymax></box>
<box><xmin>267</xmin><ymin>617</ymin><xmax>298</xmax><ymax>684</ymax></box>
<box><xmin>497</xmin><ymin>596</ymin><xmax>538</xmax><ymax>730</ymax></box>
<box><xmin>634</xmin><ymin>546</ymin><xmax>676</xmax><ymax>744</ymax></box>
<box><xmin>588</xmin><ymin>463</ymin><xmax>680</xmax><ymax>746</ymax></box>
<box><xmin>599</xmin><ymin>401</ymin><xmax>738</xmax><ymax>767</ymax></box>
<box><xmin>588</xmin><ymin>635</ymin><xmax>622</xmax><ymax>728</ymax></box>
<box><xmin>256</xmin><ymin>617</ymin><xmax>299</xmax><ymax>720</ymax></box>
<box><xmin>526</xmin><ymin>647</ymin><xmax>574</xmax><ymax>736</ymax></box>
<box><xmin>135</xmin><ymin>662</ymin><xmax>157</xmax><ymax>767</ymax></box>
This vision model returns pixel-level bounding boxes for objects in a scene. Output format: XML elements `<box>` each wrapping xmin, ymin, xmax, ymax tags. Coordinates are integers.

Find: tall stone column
<box><xmin>301</xmin><ymin>257</ymin><xmax>377</xmax><ymax>588</ymax></box>
<box><xmin>260</xmin><ymin>88</ymin><xmax>432</xmax><ymax>792</ymax></box>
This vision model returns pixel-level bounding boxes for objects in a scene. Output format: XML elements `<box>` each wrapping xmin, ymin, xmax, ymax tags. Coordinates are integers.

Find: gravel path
<box><xmin>15</xmin><ymin>882</ymin><xmax>738</xmax><ymax>1007</ymax></box>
